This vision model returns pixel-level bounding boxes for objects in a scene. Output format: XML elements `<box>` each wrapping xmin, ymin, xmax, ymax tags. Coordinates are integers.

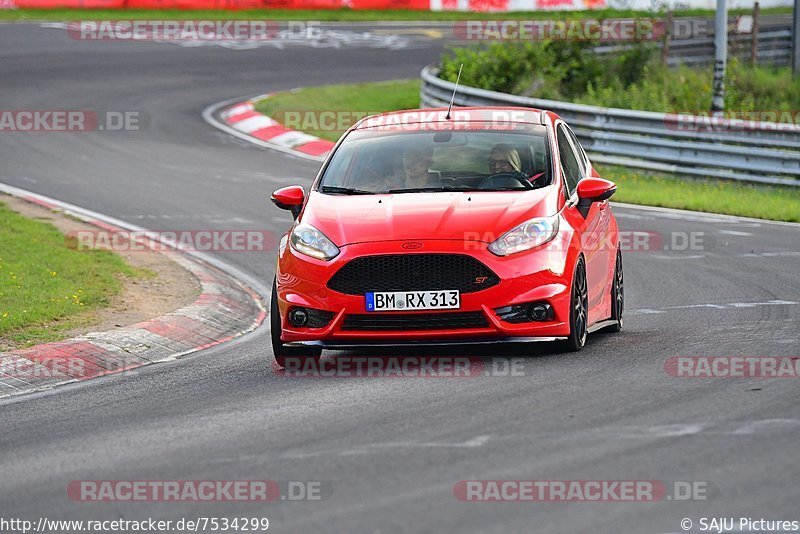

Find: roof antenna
<box><xmin>445</xmin><ymin>63</ymin><xmax>463</xmax><ymax>120</ymax></box>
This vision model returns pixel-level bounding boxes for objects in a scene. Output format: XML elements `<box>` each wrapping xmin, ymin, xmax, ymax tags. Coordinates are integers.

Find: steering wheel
<box><xmin>477</xmin><ymin>172</ymin><xmax>534</xmax><ymax>190</ymax></box>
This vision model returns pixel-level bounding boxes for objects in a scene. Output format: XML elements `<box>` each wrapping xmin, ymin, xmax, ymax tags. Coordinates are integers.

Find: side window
<box><xmin>563</xmin><ymin>125</ymin><xmax>590</xmax><ymax>172</ymax></box>
<box><xmin>556</xmin><ymin>124</ymin><xmax>582</xmax><ymax>197</ymax></box>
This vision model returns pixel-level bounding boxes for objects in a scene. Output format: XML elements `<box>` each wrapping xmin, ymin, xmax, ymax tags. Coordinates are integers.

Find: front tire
<box><xmin>270</xmin><ymin>278</ymin><xmax>322</xmax><ymax>369</ymax></box>
<box><xmin>601</xmin><ymin>249</ymin><xmax>623</xmax><ymax>333</ymax></box>
<box><xmin>562</xmin><ymin>257</ymin><xmax>588</xmax><ymax>352</ymax></box>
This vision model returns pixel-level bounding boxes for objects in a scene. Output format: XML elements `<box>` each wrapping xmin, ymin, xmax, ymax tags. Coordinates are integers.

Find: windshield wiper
<box><xmin>320</xmin><ymin>186</ymin><xmax>374</xmax><ymax>195</ymax></box>
<box><xmin>386</xmin><ymin>186</ymin><xmax>470</xmax><ymax>194</ymax></box>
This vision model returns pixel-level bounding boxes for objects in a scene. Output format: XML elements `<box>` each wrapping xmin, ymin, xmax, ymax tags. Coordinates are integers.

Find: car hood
<box><xmin>300</xmin><ymin>189</ymin><xmax>559</xmax><ymax>246</ymax></box>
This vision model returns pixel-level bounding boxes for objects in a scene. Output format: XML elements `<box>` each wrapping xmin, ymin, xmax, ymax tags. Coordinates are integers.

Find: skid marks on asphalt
<box><xmin>627</xmin><ymin>299</ymin><xmax>798</xmax><ymax>316</ymax></box>
<box><xmin>277</xmin><ymin>421</ymin><xmax>800</xmax><ymax>462</ymax></box>
<box><xmin>608</xmin><ymin>419</ymin><xmax>800</xmax><ymax>439</ymax></box>
<box><xmin>281</xmin><ymin>434</ymin><xmax>493</xmax><ymax>460</ymax></box>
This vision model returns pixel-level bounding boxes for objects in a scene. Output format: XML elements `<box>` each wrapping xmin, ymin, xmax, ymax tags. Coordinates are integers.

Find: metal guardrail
<box><xmin>420</xmin><ymin>64</ymin><xmax>800</xmax><ymax>186</ymax></box>
<box><xmin>663</xmin><ymin>28</ymin><xmax>792</xmax><ymax>67</ymax></box>
<box><xmin>616</xmin><ymin>16</ymin><xmax>792</xmax><ymax>67</ymax></box>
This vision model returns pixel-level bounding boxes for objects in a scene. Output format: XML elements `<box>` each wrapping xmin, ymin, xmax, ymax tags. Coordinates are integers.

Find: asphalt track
<box><xmin>1</xmin><ymin>22</ymin><xmax>799</xmax><ymax>534</ymax></box>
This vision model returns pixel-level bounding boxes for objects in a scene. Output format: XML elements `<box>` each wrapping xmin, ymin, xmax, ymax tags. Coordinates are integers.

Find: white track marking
<box><xmin>732</xmin><ymin>419</ymin><xmax>800</xmax><ymax>435</ymax></box>
<box><xmin>650</xmin><ymin>254</ymin><xmax>707</xmax><ymax>260</ymax></box>
<box><xmin>718</xmin><ymin>230</ymin><xmax>754</xmax><ymax>236</ymax></box>
<box><xmin>739</xmin><ymin>251</ymin><xmax>800</xmax><ymax>258</ymax></box>
<box><xmin>669</xmin><ymin>304</ymin><xmax>728</xmax><ymax>310</ymax></box>
<box><xmin>615</xmin><ymin>424</ymin><xmax>705</xmax><ymax>438</ymax></box>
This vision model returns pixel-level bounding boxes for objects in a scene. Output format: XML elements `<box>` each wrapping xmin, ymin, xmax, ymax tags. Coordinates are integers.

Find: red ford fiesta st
<box><xmin>269</xmin><ymin>107</ymin><xmax>623</xmax><ymax>368</ymax></box>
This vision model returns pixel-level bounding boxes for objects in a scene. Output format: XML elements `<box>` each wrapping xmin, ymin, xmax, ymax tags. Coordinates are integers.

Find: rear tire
<box><xmin>601</xmin><ymin>249</ymin><xmax>624</xmax><ymax>333</ymax></box>
<box><xmin>270</xmin><ymin>278</ymin><xmax>322</xmax><ymax>369</ymax></box>
<box><xmin>561</xmin><ymin>257</ymin><xmax>588</xmax><ymax>352</ymax></box>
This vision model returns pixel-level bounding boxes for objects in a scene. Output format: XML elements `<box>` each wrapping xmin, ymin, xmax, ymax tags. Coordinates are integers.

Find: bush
<box><xmin>440</xmin><ymin>40</ymin><xmax>656</xmax><ymax>100</ymax></box>
<box><xmin>440</xmin><ymin>42</ymin><xmax>800</xmax><ymax>113</ymax></box>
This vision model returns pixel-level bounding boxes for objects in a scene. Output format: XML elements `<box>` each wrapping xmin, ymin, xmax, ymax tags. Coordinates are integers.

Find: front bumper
<box><xmin>276</xmin><ymin>239</ymin><xmax>573</xmax><ymax>344</ymax></box>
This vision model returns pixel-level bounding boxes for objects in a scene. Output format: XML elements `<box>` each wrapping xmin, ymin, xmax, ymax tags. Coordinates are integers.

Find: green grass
<box><xmin>0</xmin><ymin>7</ymin><xmax>790</xmax><ymax>21</ymax></box>
<box><xmin>255</xmin><ymin>79</ymin><xmax>421</xmax><ymax>141</ymax></box>
<box><xmin>602</xmin><ymin>167</ymin><xmax>800</xmax><ymax>222</ymax></box>
<box><xmin>579</xmin><ymin>61</ymin><xmax>800</xmax><ymax>113</ymax></box>
<box><xmin>0</xmin><ymin>200</ymin><xmax>146</xmax><ymax>348</ymax></box>
<box><xmin>254</xmin><ymin>79</ymin><xmax>800</xmax><ymax>222</ymax></box>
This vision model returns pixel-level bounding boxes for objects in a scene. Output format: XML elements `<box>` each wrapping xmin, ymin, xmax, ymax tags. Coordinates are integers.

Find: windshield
<box><xmin>317</xmin><ymin>127</ymin><xmax>551</xmax><ymax>194</ymax></box>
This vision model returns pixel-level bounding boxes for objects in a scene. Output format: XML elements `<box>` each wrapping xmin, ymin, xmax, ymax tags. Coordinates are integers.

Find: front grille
<box><xmin>327</xmin><ymin>254</ymin><xmax>500</xmax><ymax>295</ymax></box>
<box><xmin>341</xmin><ymin>311</ymin><xmax>489</xmax><ymax>331</ymax></box>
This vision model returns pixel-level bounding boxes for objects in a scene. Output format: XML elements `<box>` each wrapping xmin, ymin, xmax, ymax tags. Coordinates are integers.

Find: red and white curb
<box><xmin>0</xmin><ymin>184</ymin><xmax>267</xmax><ymax>400</ymax></box>
<box><xmin>203</xmin><ymin>93</ymin><xmax>335</xmax><ymax>163</ymax></box>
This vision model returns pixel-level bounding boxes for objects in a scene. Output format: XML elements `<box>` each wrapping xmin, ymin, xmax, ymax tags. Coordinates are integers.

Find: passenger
<box><xmin>398</xmin><ymin>145</ymin><xmax>438</xmax><ymax>189</ymax></box>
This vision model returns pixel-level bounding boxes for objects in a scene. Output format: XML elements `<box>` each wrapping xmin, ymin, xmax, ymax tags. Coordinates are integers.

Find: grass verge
<box><xmin>0</xmin><ymin>200</ymin><xmax>146</xmax><ymax>348</ymax></box>
<box><xmin>255</xmin><ymin>79</ymin><xmax>421</xmax><ymax>141</ymax></box>
<box><xmin>0</xmin><ymin>7</ymin><xmax>791</xmax><ymax>21</ymax></box>
<box><xmin>254</xmin><ymin>79</ymin><xmax>800</xmax><ymax>223</ymax></box>
<box><xmin>606</xmin><ymin>168</ymin><xmax>800</xmax><ymax>222</ymax></box>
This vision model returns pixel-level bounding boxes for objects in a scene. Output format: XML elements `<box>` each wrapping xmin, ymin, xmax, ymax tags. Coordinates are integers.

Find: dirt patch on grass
<box><xmin>1</xmin><ymin>195</ymin><xmax>201</xmax><ymax>350</ymax></box>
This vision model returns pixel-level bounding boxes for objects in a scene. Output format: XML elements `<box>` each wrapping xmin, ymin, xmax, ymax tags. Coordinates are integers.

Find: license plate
<box><xmin>365</xmin><ymin>290</ymin><xmax>460</xmax><ymax>312</ymax></box>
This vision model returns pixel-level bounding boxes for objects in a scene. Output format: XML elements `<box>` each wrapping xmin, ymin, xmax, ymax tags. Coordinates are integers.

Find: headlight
<box><xmin>488</xmin><ymin>214</ymin><xmax>560</xmax><ymax>256</ymax></box>
<box><xmin>290</xmin><ymin>222</ymin><xmax>339</xmax><ymax>260</ymax></box>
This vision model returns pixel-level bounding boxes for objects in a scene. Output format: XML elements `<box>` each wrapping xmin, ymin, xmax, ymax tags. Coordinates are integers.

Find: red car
<box><xmin>269</xmin><ymin>107</ymin><xmax>623</xmax><ymax>368</ymax></box>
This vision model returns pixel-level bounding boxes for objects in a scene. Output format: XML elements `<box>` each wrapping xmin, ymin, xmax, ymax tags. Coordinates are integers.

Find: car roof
<box><xmin>352</xmin><ymin>107</ymin><xmax>546</xmax><ymax>131</ymax></box>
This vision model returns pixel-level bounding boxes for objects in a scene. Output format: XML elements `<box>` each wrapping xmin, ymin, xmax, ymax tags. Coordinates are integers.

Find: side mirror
<box><xmin>271</xmin><ymin>186</ymin><xmax>305</xmax><ymax>219</ymax></box>
<box><xmin>576</xmin><ymin>178</ymin><xmax>616</xmax><ymax>217</ymax></box>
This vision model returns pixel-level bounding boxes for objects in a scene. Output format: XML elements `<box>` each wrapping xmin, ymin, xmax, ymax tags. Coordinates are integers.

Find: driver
<box><xmin>488</xmin><ymin>144</ymin><xmax>523</xmax><ymax>175</ymax></box>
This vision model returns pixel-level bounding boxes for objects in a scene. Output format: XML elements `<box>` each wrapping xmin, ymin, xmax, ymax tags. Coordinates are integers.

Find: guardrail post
<box><xmin>794</xmin><ymin>0</ymin><xmax>800</xmax><ymax>75</ymax></box>
<box><xmin>661</xmin><ymin>11</ymin><xmax>673</xmax><ymax>66</ymax></box>
<box><xmin>712</xmin><ymin>0</ymin><xmax>728</xmax><ymax>113</ymax></box>
<box><xmin>751</xmin><ymin>2</ymin><xmax>760</xmax><ymax>65</ymax></box>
